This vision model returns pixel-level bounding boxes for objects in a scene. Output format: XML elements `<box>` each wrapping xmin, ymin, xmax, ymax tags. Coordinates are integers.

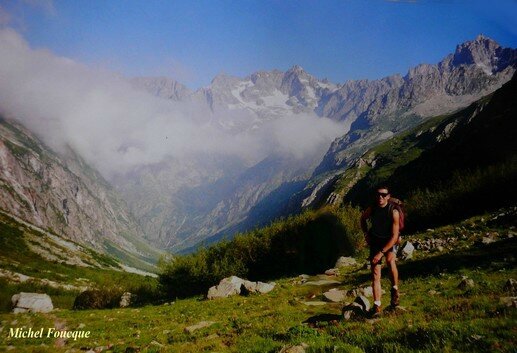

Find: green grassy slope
<box><xmin>1</xmin><ymin>209</ymin><xmax>515</xmax><ymax>352</ymax></box>
<box><xmin>0</xmin><ymin>212</ymin><xmax>159</xmax><ymax>313</ymax></box>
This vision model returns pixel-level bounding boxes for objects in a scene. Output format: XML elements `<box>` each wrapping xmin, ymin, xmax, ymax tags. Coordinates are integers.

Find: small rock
<box><xmin>335</xmin><ymin>256</ymin><xmax>357</xmax><ymax>268</ymax></box>
<box><xmin>119</xmin><ymin>292</ymin><xmax>134</xmax><ymax>308</ymax></box>
<box><xmin>323</xmin><ymin>289</ymin><xmax>347</xmax><ymax>303</ymax></box>
<box><xmin>499</xmin><ymin>297</ymin><xmax>517</xmax><ymax>308</ymax></box>
<box><xmin>458</xmin><ymin>278</ymin><xmax>475</xmax><ymax>290</ymax></box>
<box><xmin>150</xmin><ymin>340</ymin><xmax>164</xmax><ymax>347</ymax></box>
<box><xmin>302</xmin><ymin>280</ymin><xmax>341</xmax><ymax>286</ymax></box>
<box><xmin>184</xmin><ymin>321</ymin><xmax>216</xmax><ymax>334</ymax></box>
<box><xmin>398</xmin><ymin>241</ymin><xmax>415</xmax><ymax>260</ymax></box>
<box><xmin>436</xmin><ymin>245</ymin><xmax>444</xmax><ymax>252</ymax></box>
<box><xmin>428</xmin><ymin>290</ymin><xmax>439</xmax><ymax>295</ymax></box>
<box><xmin>324</xmin><ymin>268</ymin><xmax>339</xmax><ymax>276</ymax></box>
<box><xmin>482</xmin><ymin>237</ymin><xmax>495</xmax><ymax>245</ymax></box>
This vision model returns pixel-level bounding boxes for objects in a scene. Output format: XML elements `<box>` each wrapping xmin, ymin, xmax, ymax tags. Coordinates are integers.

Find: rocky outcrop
<box><xmin>0</xmin><ymin>118</ymin><xmax>158</xmax><ymax>264</ymax></box>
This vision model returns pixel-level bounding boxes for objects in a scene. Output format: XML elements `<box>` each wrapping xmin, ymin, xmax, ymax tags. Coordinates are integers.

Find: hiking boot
<box><xmin>369</xmin><ymin>304</ymin><xmax>382</xmax><ymax>318</ymax></box>
<box><xmin>390</xmin><ymin>287</ymin><xmax>400</xmax><ymax>307</ymax></box>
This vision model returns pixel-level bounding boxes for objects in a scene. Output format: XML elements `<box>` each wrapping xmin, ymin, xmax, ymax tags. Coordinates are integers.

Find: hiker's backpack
<box><xmin>388</xmin><ymin>197</ymin><xmax>405</xmax><ymax>243</ymax></box>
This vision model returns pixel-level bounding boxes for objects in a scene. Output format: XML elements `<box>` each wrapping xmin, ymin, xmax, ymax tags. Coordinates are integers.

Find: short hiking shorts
<box><xmin>369</xmin><ymin>237</ymin><xmax>398</xmax><ymax>264</ymax></box>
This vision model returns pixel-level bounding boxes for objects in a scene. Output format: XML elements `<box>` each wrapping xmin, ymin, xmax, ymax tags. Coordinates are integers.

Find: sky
<box><xmin>1</xmin><ymin>0</ymin><xmax>516</xmax><ymax>89</ymax></box>
<box><xmin>0</xmin><ymin>0</ymin><xmax>516</xmax><ymax>179</ymax></box>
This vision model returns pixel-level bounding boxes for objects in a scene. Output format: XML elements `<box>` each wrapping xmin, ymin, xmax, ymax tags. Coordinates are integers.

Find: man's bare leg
<box><xmin>386</xmin><ymin>252</ymin><xmax>400</xmax><ymax>306</ymax></box>
<box><xmin>371</xmin><ymin>262</ymin><xmax>382</xmax><ymax>305</ymax></box>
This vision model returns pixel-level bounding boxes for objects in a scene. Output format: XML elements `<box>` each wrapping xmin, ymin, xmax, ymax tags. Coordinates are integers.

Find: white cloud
<box><xmin>0</xmin><ymin>28</ymin><xmax>346</xmax><ymax>179</ymax></box>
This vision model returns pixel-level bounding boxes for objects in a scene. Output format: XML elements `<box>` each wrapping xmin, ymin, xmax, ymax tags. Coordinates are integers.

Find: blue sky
<box><xmin>1</xmin><ymin>0</ymin><xmax>516</xmax><ymax>89</ymax></box>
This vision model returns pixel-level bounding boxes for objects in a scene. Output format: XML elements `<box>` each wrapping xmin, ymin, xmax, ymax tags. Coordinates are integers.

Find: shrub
<box><xmin>159</xmin><ymin>205</ymin><xmax>362</xmax><ymax>299</ymax></box>
<box><xmin>73</xmin><ymin>288</ymin><xmax>123</xmax><ymax>310</ymax></box>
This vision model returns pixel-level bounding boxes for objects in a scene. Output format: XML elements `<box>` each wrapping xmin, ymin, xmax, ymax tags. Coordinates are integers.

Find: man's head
<box><xmin>375</xmin><ymin>185</ymin><xmax>390</xmax><ymax>207</ymax></box>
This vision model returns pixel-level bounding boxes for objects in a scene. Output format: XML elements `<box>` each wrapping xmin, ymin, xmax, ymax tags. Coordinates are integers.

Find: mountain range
<box><xmin>1</xmin><ymin>35</ymin><xmax>516</xmax><ymax>258</ymax></box>
<box><xmin>126</xmin><ymin>35</ymin><xmax>517</xmax><ymax>252</ymax></box>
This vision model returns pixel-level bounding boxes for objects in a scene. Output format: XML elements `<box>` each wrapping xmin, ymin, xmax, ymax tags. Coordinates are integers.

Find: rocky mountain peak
<box><xmin>284</xmin><ymin>65</ymin><xmax>312</xmax><ymax>80</ymax></box>
<box><xmin>451</xmin><ymin>34</ymin><xmax>503</xmax><ymax>73</ymax></box>
<box><xmin>210</xmin><ymin>72</ymin><xmax>240</xmax><ymax>87</ymax></box>
<box><xmin>130</xmin><ymin>76</ymin><xmax>191</xmax><ymax>101</ymax></box>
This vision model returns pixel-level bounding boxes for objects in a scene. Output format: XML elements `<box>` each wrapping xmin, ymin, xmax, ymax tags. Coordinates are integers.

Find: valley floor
<box><xmin>1</xmin><ymin>211</ymin><xmax>516</xmax><ymax>353</ymax></box>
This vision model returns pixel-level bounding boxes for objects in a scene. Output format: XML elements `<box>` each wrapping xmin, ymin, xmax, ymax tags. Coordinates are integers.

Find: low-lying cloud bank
<box><xmin>0</xmin><ymin>28</ymin><xmax>346</xmax><ymax>178</ymax></box>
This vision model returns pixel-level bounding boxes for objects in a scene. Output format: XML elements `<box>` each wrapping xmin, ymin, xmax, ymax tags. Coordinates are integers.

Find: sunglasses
<box><xmin>377</xmin><ymin>192</ymin><xmax>389</xmax><ymax>198</ymax></box>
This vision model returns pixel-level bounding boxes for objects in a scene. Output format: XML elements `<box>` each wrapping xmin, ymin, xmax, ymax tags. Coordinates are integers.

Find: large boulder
<box><xmin>12</xmin><ymin>292</ymin><xmax>53</xmax><ymax>313</ymax></box>
<box><xmin>207</xmin><ymin>276</ymin><xmax>275</xmax><ymax>299</ymax></box>
<box><xmin>207</xmin><ymin>276</ymin><xmax>244</xmax><ymax>299</ymax></box>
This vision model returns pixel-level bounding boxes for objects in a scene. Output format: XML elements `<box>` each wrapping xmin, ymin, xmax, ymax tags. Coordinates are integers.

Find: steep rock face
<box><xmin>112</xmin><ymin>154</ymin><xmax>247</xmax><ymax>249</ymax></box>
<box><xmin>313</xmin><ymin>35</ymin><xmax>516</xmax><ymax>176</ymax></box>
<box><xmin>0</xmin><ymin>118</ymin><xmax>157</xmax><ymax>263</ymax></box>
